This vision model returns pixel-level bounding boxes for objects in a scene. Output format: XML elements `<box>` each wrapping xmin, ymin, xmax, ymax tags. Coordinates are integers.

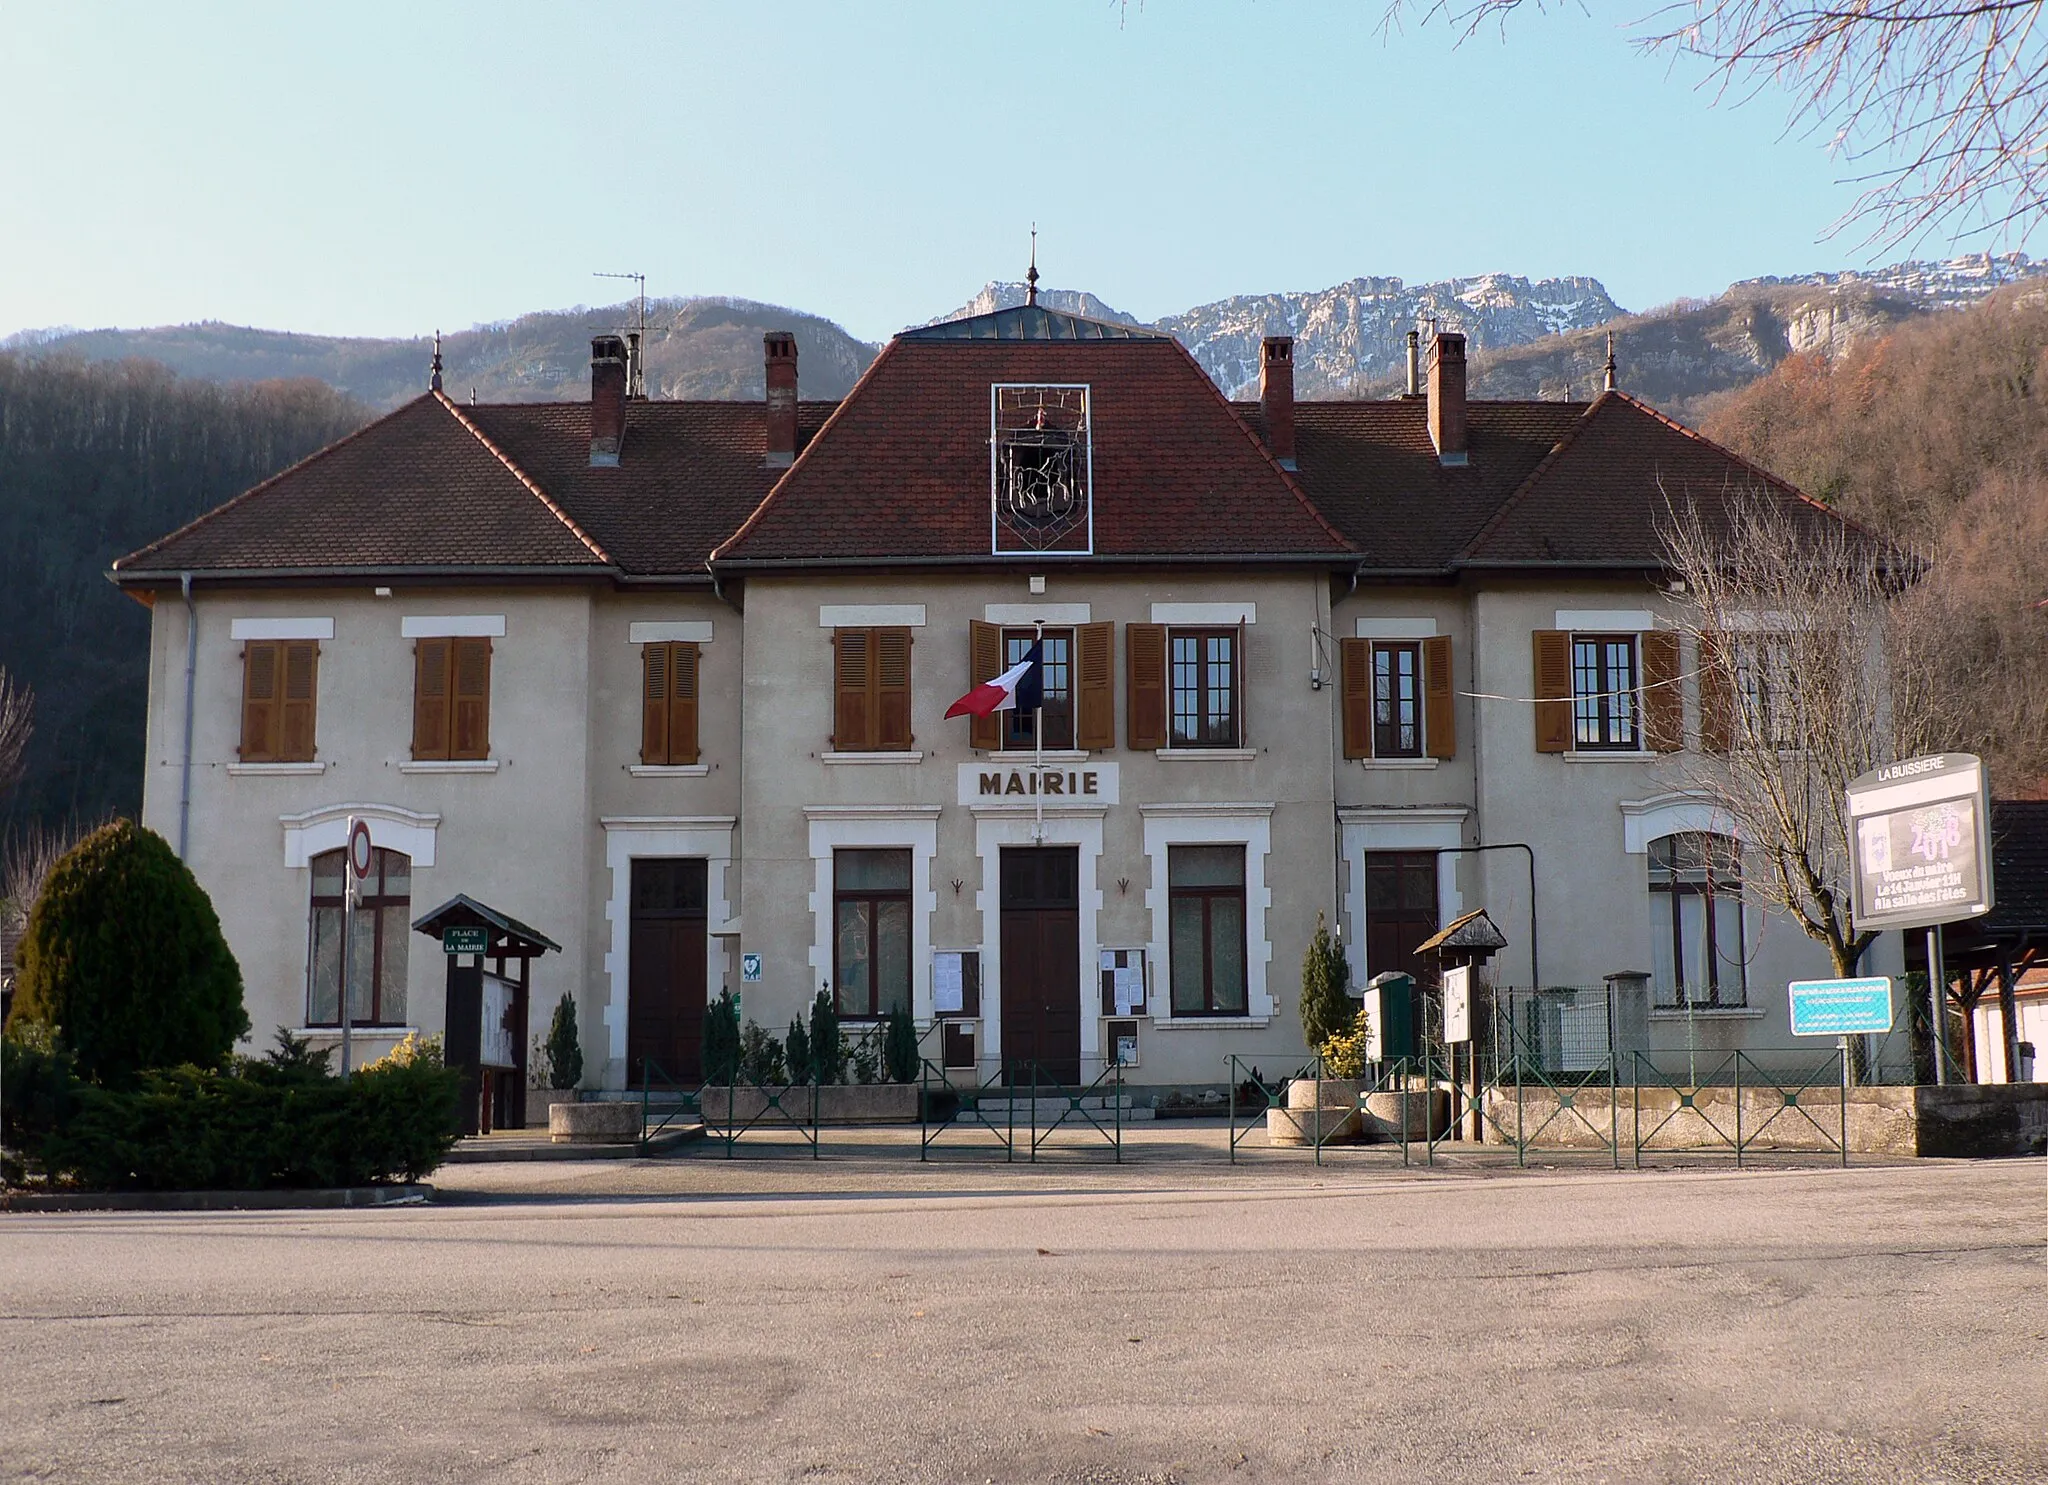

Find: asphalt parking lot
<box><xmin>2</xmin><ymin>1147</ymin><xmax>2043</xmax><ymax>1484</ymax></box>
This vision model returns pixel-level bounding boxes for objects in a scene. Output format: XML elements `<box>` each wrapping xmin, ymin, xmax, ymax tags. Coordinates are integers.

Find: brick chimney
<box><xmin>1428</xmin><ymin>331</ymin><xmax>1467</xmax><ymax>466</ymax></box>
<box><xmin>589</xmin><ymin>334</ymin><xmax>627</xmax><ymax>468</ymax></box>
<box><xmin>764</xmin><ymin>331</ymin><xmax>798</xmax><ymax>470</ymax></box>
<box><xmin>1260</xmin><ymin>336</ymin><xmax>1297</xmax><ymax>471</ymax></box>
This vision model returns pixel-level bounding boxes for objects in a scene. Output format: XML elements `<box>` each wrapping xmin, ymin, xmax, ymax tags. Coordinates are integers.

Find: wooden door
<box><xmin>999</xmin><ymin>847</ymin><xmax>1082</xmax><ymax>1085</ymax></box>
<box><xmin>1364</xmin><ymin>851</ymin><xmax>1440</xmax><ymax>987</ymax></box>
<box><xmin>628</xmin><ymin>858</ymin><xmax>708</xmax><ymax>1086</ymax></box>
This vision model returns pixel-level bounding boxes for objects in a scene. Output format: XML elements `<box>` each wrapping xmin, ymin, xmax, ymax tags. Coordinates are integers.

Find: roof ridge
<box><xmin>1163</xmin><ymin>338</ymin><xmax>1357</xmax><ymax>555</ymax></box>
<box><xmin>711</xmin><ymin>338</ymin><xmax>900</xmax><ymax>564</ymax></box>
<box><xmin>437</xmin><ymin>393</ymin><xmax>614</xmax><ymax>565</ymax></box>
<box><xmin>112</xmin><ymin>396</ymin><xmax>412</xmax><ymax>574</ymax></box>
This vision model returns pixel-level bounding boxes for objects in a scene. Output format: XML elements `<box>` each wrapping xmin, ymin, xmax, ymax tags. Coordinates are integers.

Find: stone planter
<box><xmin>1362</xmin><ymin>1088</ymin><xmax>1454</xmax><ymax>1141</ymax></box>
<box><xmin>697</xmin><ymin>1083</ymin><xmax>920</xmax><ymax>1125</ymax></box>
<box><xmin>528</xmin><ymin>1090</ymin><xmax>580</xmax><ymax>1130</ymax></box>
<box><xmin>1267</xmin><ymin>1076</ymin><xmax>1363</xmax><ymax>1144</ymax></box>
<box><xmin>549</xmin><ymin>1100</ymin><xmax>642</xmax><ymax>1144</ymax></box>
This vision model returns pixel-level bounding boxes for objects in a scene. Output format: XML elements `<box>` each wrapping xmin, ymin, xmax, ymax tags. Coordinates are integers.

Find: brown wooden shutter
<box><xmin>875</xmin><ymin>627</ymin><xmax>913</xmax><ymax>751</ymax></box>
<box><xmin>1641</xmin><ymin>630</ymin><xmax>1682</xmax><ymax>752</ymax></box>
<box><xmin>1532</xmin><ymin>630</ymin><xmax>1572</xmax><ymax>754</ymax></box>
<box><xmin>832</xmin><ymin>628</ymin><xmax>872</xmax><ymax>751</ymax></box>
<box><xmin>1699</xmin><ymin>632</ymin><xmax>1735</xmax><ymax>753</ymax></box>
<box><xmin>451</xmin><ymin>636</ymin><xmax>492</xmax><ymax>759</ymax></box>
<box><xmin>240</xmin><ymin>641</ymin><xmax>278</xmax><ymax>761</ymax></box>
<box><xmin>279</xmin><ymin>641</ymin><xmax>318</xmax><ymax>761</ymax></box>
<box><xmin>1339</xmin><ymin>638</ymin><xmax>1373</xmax><ymax>759</ymax></box>
<box><xmin>641</xmin><ymin>642</ymin><xmax>670</xmax><ymax>764</ymax></box>
<box><xmin>412</xmin><ymin>637</ymin><xmax>450</xmax><ymax>760</ymax></box>
<box><xmin>669</xmin><ymin>641</ymin><xmax>700</xmax><ymax>765</ymax></box>
<box><xmin>1423</xmin><ymin>634</ymin><xmax>1455</xmax><ymax>760</ymax></box>
<box><xmin>1126</xmin><ymin>623</ymin><xmax>1167</xmax><ymax>750</ymax></box>
<box><xmin>967</xmin><ymin>620</ymin><xmax>1002</xmax><ymax>752</ymax></box>
<box><xmin>1075</xmin><ymin>621</ymin><xmax>1115</xmax><ymax>750</ymax></box>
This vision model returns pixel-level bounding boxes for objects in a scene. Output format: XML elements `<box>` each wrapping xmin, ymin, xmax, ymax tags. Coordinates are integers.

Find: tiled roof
<box><xmin>113</xmin><ymin>395</ymin><xmax>612</xmax><ymax>577</ymax></box>
<box><xmin>714</xmin><ymin>338</ymin><xmax>1353</xmax><ymax>562</ymax></box>
<box><xmin>1255</xmin><ymin>399</ymin><xmax>1587</xmax><ymax>571</ymax></box>
<box><xmin>1949</xmin><ymin>801</ymin><xmax>2048</xmax><ymax>957</ymax></box>
<box><xmin>902</xmin><ymin>304</ymin><xmax>1168</xmax><ymax>341</ymax></box>
<box><xmin>463</xmin><ymin>400</ymin><xmax>831</xmax><ymax>577</ymax></box>
<box><xmin>1458</xmin><ymin>392</ymin><xmax>1864</xmax><ymax>566</ymax></box>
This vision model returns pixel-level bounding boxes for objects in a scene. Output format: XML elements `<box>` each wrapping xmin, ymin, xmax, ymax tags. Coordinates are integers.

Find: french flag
<box><xmin>945</xmin><ymin>640</ymin><xmax>1043</xmax><ymax>719</ymax></box>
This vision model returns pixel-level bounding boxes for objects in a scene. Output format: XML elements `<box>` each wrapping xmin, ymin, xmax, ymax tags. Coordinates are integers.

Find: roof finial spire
<box><xmin>1602</xmin><ymin>330</ymin><xmax>1617</xmax><ymax>393</ymax></box>
<box><xmin>1025</xmin><ymin>224</ymin><xmax>1039</xmax><ymax>307</ymax></box>
<box><xmin>430</xmin><ymin>330</ymin><xmax>444</xmax><ymax>393</ymax></box>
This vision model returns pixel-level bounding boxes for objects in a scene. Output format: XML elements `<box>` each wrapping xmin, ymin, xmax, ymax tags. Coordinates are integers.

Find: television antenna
<box><xmin>595</xmin><ymin>270</ymin><xmax>647</xmax><ymax>398</ymax></box>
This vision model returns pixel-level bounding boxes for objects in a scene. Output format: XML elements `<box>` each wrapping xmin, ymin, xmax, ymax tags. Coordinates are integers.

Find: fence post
<box><xmin>1733</xmin><ymin>1051</ymin><xmax>1744</xmax><ymax>1169</ymax></box>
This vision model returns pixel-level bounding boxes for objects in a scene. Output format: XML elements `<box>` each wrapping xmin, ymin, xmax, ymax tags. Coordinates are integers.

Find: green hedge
<box><xmin>2</xmin><ymin>1033</ymin><xmax>461</xmax><ymax>1190</ymax></box>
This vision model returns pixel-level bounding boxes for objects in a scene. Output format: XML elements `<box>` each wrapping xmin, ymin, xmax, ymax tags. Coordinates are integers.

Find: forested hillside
<box><xmin>0</xmin><ymin>355</ymin><xmax>368</xmax><ymax>830</ymax></box>
<box><xmin>1698</xmin><ymin>287</ymin><xmax>2048</xmax><ymax>791</ymax></box>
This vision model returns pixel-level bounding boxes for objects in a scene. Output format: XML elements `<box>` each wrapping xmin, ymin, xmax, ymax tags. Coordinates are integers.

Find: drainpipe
<box><xmin>1437</xmin><ymin>842</ymin><xmax>1540</xmax><ymax>989</ymax></box>
<box><xmin>178</xmin><ymin>572</ymin><xmax>197</xmax><ymax>861</ymax></box>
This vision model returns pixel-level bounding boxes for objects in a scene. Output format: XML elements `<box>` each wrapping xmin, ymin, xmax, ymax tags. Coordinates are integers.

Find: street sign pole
<box><xmin>1926</xmin><ymin>925</ymin><xmax>1948</xmax><ymax>1085</ymax></box>
<box><xmin>341</xmin><ymin>816</ymin><xmax>374</xmax><ymax>1077</ymax></box>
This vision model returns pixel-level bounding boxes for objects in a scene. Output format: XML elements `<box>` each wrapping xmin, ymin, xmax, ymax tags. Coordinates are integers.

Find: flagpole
<box><xmin>1033</xmin><ymin>620</ymin><xmax>1044</xmax><ymax>845</ymax></box>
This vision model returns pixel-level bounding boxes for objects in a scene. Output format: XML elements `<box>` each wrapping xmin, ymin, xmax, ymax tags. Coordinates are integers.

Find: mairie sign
<box><xmin>957</xmin><ymin>761</ymin><xmax>1119</xmax><ymax>806</ymax></box>
<box><xmin>1788</xmin><ymin>977</ymin><xmax>1895</xmax><ymax>1037</ymax></box>
<box><xmin>442</xmin><ymin>925</ymin><xmax>490</xmax><ymax>956</ymax></box>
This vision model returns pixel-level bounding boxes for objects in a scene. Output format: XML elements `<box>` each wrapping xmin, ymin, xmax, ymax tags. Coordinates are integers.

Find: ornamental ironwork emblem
<box><xmin>992</xmin><ymin>385</ymin><xmax>1091</xmax><ymax>554</ymax></box>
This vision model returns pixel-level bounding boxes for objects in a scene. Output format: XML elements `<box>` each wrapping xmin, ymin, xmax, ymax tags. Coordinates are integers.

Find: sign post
<box><xmin>341</xmin><ymin>816</ymin><xmax>374</xmax><ymax>1076</ymax></box>
<box><xmin>1846</xmin><ymin>754</ymin><xmax>1994</xmax><ymax>1084</ymax></box>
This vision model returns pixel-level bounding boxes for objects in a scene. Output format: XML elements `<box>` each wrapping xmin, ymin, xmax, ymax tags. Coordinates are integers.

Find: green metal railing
<box><xmin>635</xmin><ymin>1058</ymin><xmax>701</xmax><ymax>1154</ymax></box>
<box><xmin>919</xmin><ymin>1057</ymin><xmax>1017</xmax><ymax>1161</ymax></box>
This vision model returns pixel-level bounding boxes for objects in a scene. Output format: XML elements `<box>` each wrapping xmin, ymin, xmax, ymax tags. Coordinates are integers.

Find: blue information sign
<box><xmin>1788</xmin><ymin>977</ymin><xmax>1895</xmax><ymax>1037</ymax></box>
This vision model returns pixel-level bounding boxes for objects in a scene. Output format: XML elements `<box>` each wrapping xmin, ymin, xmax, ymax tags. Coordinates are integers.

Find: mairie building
<box><xmin>111</xmin><ymin>297</ymin><xmax>1899</xmax><ymax>1100</ymax></box>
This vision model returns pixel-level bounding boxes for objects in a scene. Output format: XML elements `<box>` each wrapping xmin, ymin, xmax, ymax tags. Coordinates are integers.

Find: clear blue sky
<box><xmin>1</xmin><ymin>2</ymin><xmax>2025</xmax><ymax>344</ymax></box>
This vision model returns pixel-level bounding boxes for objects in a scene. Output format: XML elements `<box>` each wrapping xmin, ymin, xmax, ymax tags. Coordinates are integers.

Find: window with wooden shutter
<box><xmin>1339</xmin><ymin>638</ymin><xmax>1373</xmax><ymax>759</ymax></box>
<box><xmin>1532</xmin><ymin>630</ymin><xmax>1573</xmax><ymax>753</ymax></box>
<box><xmin>1641</xmin><ymin>630</ymin><xmax>1683</xmax><ymax>752</ymax></box>
<box><xmin>451</xmin><ymin>637</ymin><xmax>492</xmax><ymax>759</ymax></box>
<box><xmin>412</xmin><ymin>637</ymin><xmax>451</xmax><ymax>760</ymax></box>
<box><xmin>1075</xmin><ymin>621</ymin><xmax>1114</xmax><ymax>750</ymax></box>
<box><xmin>278</xmin><ymin>641</ymin><xmax>319</xmax><ymax>761</ymax></box>
<box><xmin>874</xmin><ymin>627</ymin><xmax>913</xmax><ymax>751</ymax></box>
<box><xmin>966</xmin><ymin>620</ymin><xmax>1002</xmax><ymax>752</ymax></box>
<box><xmin>1698</xmin><ymin>632</ymin><xmax>1735</xmax><ymax>752</ymax></box>
<box><xmin>640</xmin><ymin>641</ymin><xmax>701</xmax><ymax>765</ymax></box>
<box><xmin>1422</xmin><ymin>634</ymin><xmax>1455</xmax><ymax>759</ymax></box>
<box><xmin>240</xmin><ymin>641</ymin><xmax>278</xmax><ymax>761</ymax></box>
<box><xmin>1126</xmin><ymin>623</ymin><xmax>1166</xmax><ymax>750</ymax></box>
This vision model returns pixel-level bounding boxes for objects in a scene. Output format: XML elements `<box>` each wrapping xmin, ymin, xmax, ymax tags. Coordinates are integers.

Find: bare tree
<box><xmin>1389</xmin><ymin>0</ymin><xmax>2048</xmax><ymax>246</ymax></box>
<box><xmin>0</xmin><ymin>668</ymin><xmax>30</xmax><ymax>803</ymax></box>
<box><xmin>1660</xmin><ymin>496</ymin><xmax>1937</xmax><ymax>978</ymax></box>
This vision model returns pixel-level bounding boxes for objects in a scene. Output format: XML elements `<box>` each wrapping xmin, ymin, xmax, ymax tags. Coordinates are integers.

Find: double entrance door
<box><xmin>628</xmin><ymin>858</ymin><xmax>707</xmax><ymax>1086</ymax></box>
<box><xmin>999</xmin><ymin>846</ymin><xmax>1081</xmax><ymax>1085</ymax></box>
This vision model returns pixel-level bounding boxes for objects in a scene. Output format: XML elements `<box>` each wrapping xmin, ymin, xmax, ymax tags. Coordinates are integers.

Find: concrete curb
<box><xmin>444</xmin><ymin>1123</ymin><xmax>705</xmax><ymax>1163</ymax></box>
<box><xmin>1</xmin><ymin>1183</ymin><xmax>435</xmax><ymax>1213</ymax></box>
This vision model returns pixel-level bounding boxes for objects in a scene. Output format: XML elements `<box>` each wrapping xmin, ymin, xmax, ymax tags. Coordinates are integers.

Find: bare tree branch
<box><xmin>0</xmin><ymin>668</ymin><xmax>31</xmax><ymax>804</ymax></box>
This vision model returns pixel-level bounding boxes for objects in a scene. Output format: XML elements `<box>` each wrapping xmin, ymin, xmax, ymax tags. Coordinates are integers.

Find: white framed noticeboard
<box><xmin>480</xmin><ymin>972</ymin><xmax>517</xmax><ymax>1070</ymax></box>
<box><xmin>1099</xmin><ymin>949</ymin><xmax>1148</xmax><ymax>1016</ymax></box>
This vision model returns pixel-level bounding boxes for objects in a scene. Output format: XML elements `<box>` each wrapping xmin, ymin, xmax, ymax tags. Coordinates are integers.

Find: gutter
<box><xmin>178</xmin><ymin>573</ymin><xmax>197</xmax><ymax>861</ymax></box>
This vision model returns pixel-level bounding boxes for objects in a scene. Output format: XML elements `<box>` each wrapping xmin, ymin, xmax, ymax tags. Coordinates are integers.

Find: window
<box><xmin>1572</xmin><ymin>635</ymin><xmax>1639</xmax><ymax>750</ymax></box>
<box><xmin>1734</xmin><ymin>635</ymin><xmax>1798</xmax><ymax>750</ymax></box>
<box><xmin>238</xmin><ymin>640</ymin><xmax>319</xmax><ymax>762</ymax></box>
<box><xmin>1168</xmin><ymin>844</ymin><xmax>1247</xmax><ymax>1015</ymax></box>
<box><xmin>1169</xmin><ymin>629</ymin><xmax>1239</xmax><ymax>748</ymax></box>
<box><xmin>412</xmin><ymin>636</ymin><xmax>491</xmax><ymax>760</ymax></box>
<box><xmin>640</xmin><ymin>641</ymin><xmax>700</xmax><ymax>765</ymax></box>
<box><xmin>1002</xmin><ymin>627</ymin><xmax>1072</xmax><ymax>749</ymax></box>
<box><xmin>1649</xmin><ymin>833</ymin><xmax>1746</xmax><ymax>1008</ymax></box>
<box><xmin>992</xmin><ymin>385</ymin><xmax>1091</xmax><ymax>555</ymax></box>
<box><xmin>1372</xmin><ymin>643</ymin><xmax>1422</xmax><ymax>759</ymax></box>
<box><xmin>831</xmin><ymin>627</ymin><xmax>913</xmax><ymax>752</ymax></box>
<box><xmin>833</xmin><ymin>848</ymin><xmax>911</xmax><ymax>1018</ymax></box>
<box><xmin>308</xmin><ymin>847</ymin><xmax>410</xmax><ymax>1026</ymax></box>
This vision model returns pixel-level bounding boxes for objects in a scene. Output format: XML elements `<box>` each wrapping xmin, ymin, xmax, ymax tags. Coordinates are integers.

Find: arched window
<box><xmin>1648</xmin><ymin>833</ymin><xmax>1745</xmax><ymax>1009</ymax></box>
<box><xmin>308</xmin><ymin>848</ymin><xmax>411</xmax><ymax>1027</ymax></box>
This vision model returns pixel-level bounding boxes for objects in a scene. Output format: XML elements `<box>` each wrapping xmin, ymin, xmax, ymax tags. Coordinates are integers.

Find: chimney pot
<box><xmin>764</xmin><ymin>331</ymin><xmax>799</xmax><ymax>469</ymax></box>
<box><xmin>1428</xmin><ymin>331</ymin><xmax>1467</xmax><ymax>466</ymax></box>
<box><xmin>1405</xmin><ymin>329</ymin><xmax>1421</xmax><ymax>398</ymax></box>
<box><xmin>1259</xmin><ymin>336</ymin><xmax>1297</xmax><ymax>471</ymax></box>
<box><xmin>589</xmin><ymin>334</ymin><xmax>626</xmax><ymax>467</ymax></box>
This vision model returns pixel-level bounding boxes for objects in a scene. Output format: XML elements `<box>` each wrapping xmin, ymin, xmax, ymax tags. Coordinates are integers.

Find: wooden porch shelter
<box><xmin>1939</xmin><ymin>801</ymin><xmax>2048</xmax><ymax>1084</ymax></box>
<box><xmin>412</xmin><ymin>894</ymin><xmax>562</xmax><ymax>1135</ymax></box>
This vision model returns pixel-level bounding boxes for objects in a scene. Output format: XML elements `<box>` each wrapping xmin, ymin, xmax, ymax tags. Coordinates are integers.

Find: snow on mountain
<box><xmin>1736</xmin><ymin>254</ymin><xmax>2048</xmax><ymax>315</ymax></box>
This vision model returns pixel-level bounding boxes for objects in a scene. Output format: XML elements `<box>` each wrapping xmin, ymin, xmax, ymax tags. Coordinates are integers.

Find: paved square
<box><xmin>2</xmin><ymin>1147</ymin><xmax>2044</xmax><ymax>1483</ymax></box>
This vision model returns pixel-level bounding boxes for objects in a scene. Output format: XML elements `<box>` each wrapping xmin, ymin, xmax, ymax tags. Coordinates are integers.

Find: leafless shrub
<box><xmin>0</xmin><ymin>668</ymin><xmax>30</xmax><ymax>803</ymax></box>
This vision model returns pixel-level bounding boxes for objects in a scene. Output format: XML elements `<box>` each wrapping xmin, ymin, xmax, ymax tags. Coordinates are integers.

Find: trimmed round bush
<box><xmin>7</xmin><ymin>819</ymin><xmax>249</xmax><ymax>1084</ymax></box>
